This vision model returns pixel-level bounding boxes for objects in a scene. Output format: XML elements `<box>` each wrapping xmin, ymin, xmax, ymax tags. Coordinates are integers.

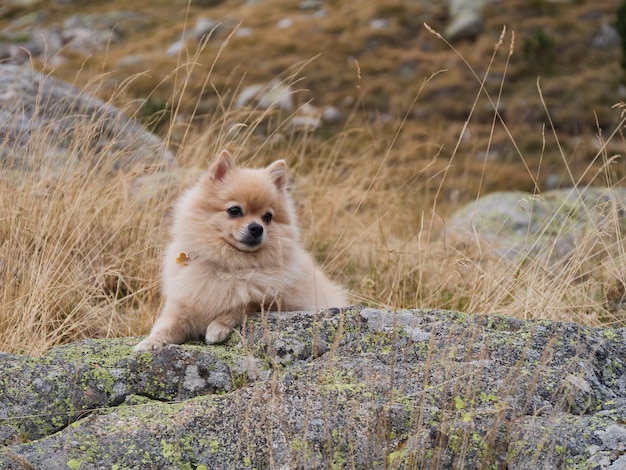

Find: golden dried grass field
<box><xmin>1</xmin><ymin>0</ymin><xmax>626</xmax><ymax>354</ymax></box>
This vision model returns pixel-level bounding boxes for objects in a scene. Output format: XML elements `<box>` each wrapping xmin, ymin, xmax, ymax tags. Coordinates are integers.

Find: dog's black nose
<box><xmin>248</xmin><ymin>222</ymin><xmax>264</xmax><ymax>238</ymax></box>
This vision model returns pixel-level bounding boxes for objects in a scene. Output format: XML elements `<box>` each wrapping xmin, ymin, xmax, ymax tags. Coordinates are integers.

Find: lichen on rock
<box><xmin>1</xmin><ymin>307</ymin><xmax>625</xmax><ymax>468</ymax></box>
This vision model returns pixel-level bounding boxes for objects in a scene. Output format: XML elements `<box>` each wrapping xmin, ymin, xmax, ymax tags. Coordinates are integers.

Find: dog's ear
<box><xmin>267</xmin><ymin>160</ymin><xmax>287</xmax><ymax>191</ymax></box>
<box><xmin>210</xmin><ymin>149</ymin><xmax>235</xmax><ymax>182</ymax></box>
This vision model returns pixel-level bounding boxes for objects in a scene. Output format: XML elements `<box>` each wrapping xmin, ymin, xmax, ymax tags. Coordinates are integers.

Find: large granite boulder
<box><xmin>445</xmin><ymin>187</ymin><xmax>626</xmax><ymax>262</ymax></box>
<box><xmin>1</xmin><ymin>306</ymin><xmax>624</xmax><ymax>468</ymax></box>
<box><xmin>0</xmin><ymin>64</ymin><xmax>173</xmax><ymax>179</ymax></box>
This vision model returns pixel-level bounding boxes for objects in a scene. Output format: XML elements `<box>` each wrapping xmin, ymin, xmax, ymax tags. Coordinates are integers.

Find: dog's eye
<box><xmin>262</xmin><ymin>212</ymin><xmax>273</xmax><ymax>223</ymax></box>
<box><xmin>227</xmin><ymin>206</ymin><xmax>243</xmax><ymax>218</ymax></box>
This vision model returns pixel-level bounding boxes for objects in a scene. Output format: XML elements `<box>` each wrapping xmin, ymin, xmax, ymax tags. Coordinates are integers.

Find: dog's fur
<box><xmin>134</xmin><ymin>150</ymin><xmax>348</xmax><ymax>351</ymax></box>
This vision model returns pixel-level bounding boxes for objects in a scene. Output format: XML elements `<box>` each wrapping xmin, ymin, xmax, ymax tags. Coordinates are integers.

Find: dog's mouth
<box><xmin>230</xmin><ymin>223</ymin><xmax>265</xmax><ymax>252</ymax></box>
<box><xmin>237</xmin><ymin>235</ymin><xmax>263</xmax><ymax>249</ymax></box>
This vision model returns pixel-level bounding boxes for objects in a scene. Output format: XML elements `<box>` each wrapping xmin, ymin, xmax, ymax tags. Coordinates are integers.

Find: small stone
<box><xmin>167</xmin><ymin>39</ymin><xmax>186</xmax><ymax>56</ymax></box>
<box><xmin>444</xmin><ymin>0</ymin><xmax>484</xmax><ymax>41</ymax></box>
<box><xmin>276</xmin><ymin>17</ymin><xmax>293</xmax><ymax>29</ymax></box>
<box><xmin>369</xmin><ymin>18</ymin><xmax>388</xmax><ymax>30</ymax></box>
<box><xmin>322</xmin><ymin>105</ymin><xmax>343</xmax><ymax>123</ymax></box>
<box><xmin>193</xmin><ymin>17</ymin><xmax>219</xmax><ymax>39</ymax></box>
<box><xmin>236</xmin><ymin>80</ymin><xmax>294</xmax><ymax>111</ymax></box>
<box><xmin>235</xmin><ymin>27</ymin><xmax>252</xmax><ymax>37</ymax></box>
<box><xmin>288</xmin><ymin>114</ymin><xmax>321</xmax><ymax>131</ymax></box>
<box><xmin>592</xmin><ymin>24</ymin><xmax>619</xmax><ymax>48</ymax></box>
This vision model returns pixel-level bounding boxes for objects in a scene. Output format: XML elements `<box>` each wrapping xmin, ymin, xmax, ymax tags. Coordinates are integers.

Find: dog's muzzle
<box><xmin>240</xmin><ymin>222</ymin><xmax>264</xmax><ymax>247</ymax></box>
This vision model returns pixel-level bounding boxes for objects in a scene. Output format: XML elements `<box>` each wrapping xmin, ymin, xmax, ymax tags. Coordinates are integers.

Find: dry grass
<box><xmin>0</xmin><ymin>153</ymin><xmax>163</xmax><ymax>354</ymax></box>
<box><xmin>1</xmin><ymin>21</ymin><xmax>626</xmax><ymax>356</ymax></box>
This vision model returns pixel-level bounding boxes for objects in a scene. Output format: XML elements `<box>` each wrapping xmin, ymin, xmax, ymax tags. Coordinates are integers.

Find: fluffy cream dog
<box><xmin>134</xmin><ymin>150</ymin><xmax>348</xmax><ymax>351</ymax></box>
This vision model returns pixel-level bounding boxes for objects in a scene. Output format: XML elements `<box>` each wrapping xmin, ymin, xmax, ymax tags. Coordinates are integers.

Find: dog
<box><xmin>134</xmin><ymin>149</ymin><xmax>348</xmax><ymax>351</ymax></box>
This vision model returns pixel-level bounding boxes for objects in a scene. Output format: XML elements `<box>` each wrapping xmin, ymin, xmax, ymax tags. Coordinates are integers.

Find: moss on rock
<box><xmin>1</xmin><ymin>307</ymin><xmax>625</xmax><ymax>468</ymax></box>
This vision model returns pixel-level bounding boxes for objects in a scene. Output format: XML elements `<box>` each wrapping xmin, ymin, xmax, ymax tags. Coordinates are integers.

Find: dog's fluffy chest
<box><xmin>163</xmin><ymin>250</ymin><xmax>300</xmax><ymax>310</ymax></box>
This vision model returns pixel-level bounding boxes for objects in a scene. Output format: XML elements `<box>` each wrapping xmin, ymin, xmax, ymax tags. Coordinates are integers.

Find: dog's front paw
<box><xmin>134</xmin><ymin>337</ymin><xmax>167</xmax><ymax>352</ymax></box>
<box><xmin>205</xmin><ymin>322</ymin><xmax>233</xmax><ymax>344</ymax></box>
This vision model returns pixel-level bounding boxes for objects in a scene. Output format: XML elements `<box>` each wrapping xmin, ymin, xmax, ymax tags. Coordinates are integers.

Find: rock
<box><xmin>168</xmin><ymin>17</ymin><xmax>235</xmax><ymax>52</ymax></box>
<box><xmin>592</xmin><ymin>23</ymin><xmax>620</xmax><ymax>48</ymax></box>
<box><xmin>322</xmin><ymin>105</ymin><xmax>343</xmax><ymax>123</ymax></box>
<box><xmin>369</xmin><ymin>18</ymin><xmax>388</xmax><ymax>30</ymax></box>
<box><xmin>288</xmin><ymin>103</ymin><xmax>322</xmax><ymax>131</ymax></box>
<box><xmin>0</xmin><ymin>307</ymin><xmax>625</xmax><ymax>468</ymax></box>
<box><xmin>115</xmin><ymin>54</ymin><xmax>146</xmax><ymax>68</ymax></box>
<box><xmin>62</xmin><ymin>11</ymin><xmax>149</xmax><ymax>33</ymax></box>
<box><xmin>235</xmin><ymin>83</ymin><xmax>265</xmax><ymax>107</ymax></box>
<box><xmin>288</xmin><ymin>114</ymin><xmax>321</xmax><ymax>131</ymax></box>
<box><xmin>0</xmin><ymin>27</ymin><xmax>62</xmax><ymax>65</ymax></box>
<box><xmin>234</xmin><ymin>82</ymin><xmax>326</xmax><ymax>132</ymax></box>
<box><xmin>235</xmin><ymin>26</ymin><xmax>252</xmax><ymax>37</ymax></box>
<box><xmin>0</xmin><ymin>39</ymin><xmax>37</xmax><ymax>65</ymax></box>
<box><xmin>276</xmin><ymin>17</ymin><xmax>294</xmax><ymax>29</ymax></box>
<box><xmin>0</xmin><ymin>64</ymin><xmax>173</xmax><ymax>178</ymax></box>
<box><xmin>193</xmin><ymin>16</ymin><xmax>220</xmax><ymax>40</ymax></box>
<box><xmin>61</xmin><ymin>26</ymin><xmax>120</xmax><ymax>55</ymax></box>
<box><xmin>56</xmin><ymin>12</ymin><xmax>150</xmax><ymax>56</ymax></box>
<box><xmin>0</xmin><ymin>11</ymin><xmax>150</xmax><ymax>64</ymax></box>
<box><xmin>235</xmin><ymin>79</ymin><xmax>295</xmax><ymax>111</ymax></box>
<box><xmin>444</xmin><ymin>0</ymin><xmax>484</xmax><ymax>42</ymax></box>
<box><xmin>166</xmin><ymin>39</ymin><xmax>186</xmax><ymax>56</ymax></box>
<box><xmin>445</xmin><ymin>187</ymin><xmax>626</xmax><ymax>261</ymax></box>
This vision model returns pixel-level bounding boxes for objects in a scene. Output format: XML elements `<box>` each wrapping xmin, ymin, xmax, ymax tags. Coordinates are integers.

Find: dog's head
<box><xmin>187</xmin><ymin>149</ymin><xmax>295</xmax><ymax>254</ymax></box>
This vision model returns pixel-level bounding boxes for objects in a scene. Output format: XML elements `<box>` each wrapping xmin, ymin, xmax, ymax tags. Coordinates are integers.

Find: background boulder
<box><xmin>0</xmin><ymin>64</ymin><xmax>173</xmax><ymax>179</ymax></box>
<box><xmin>445</xmin><ymin>187</ymin><xmax>626</xmax><ymax>262</ymax></box>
